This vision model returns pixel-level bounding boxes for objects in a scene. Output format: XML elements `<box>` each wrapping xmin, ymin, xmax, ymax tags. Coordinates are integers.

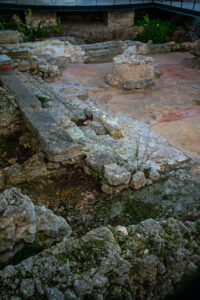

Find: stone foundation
<box><xmin>0</xmin><ymin>55</ymin><xmax>12</xmax><ymax>73</ymax></box>
<box><xmin>106</xmin><ymin>46</ymin><xmax>154</xmax><ymax>89</ymax></box>
<box><xmin>104</xmin><ymin>10</ymin><xmax>135</xmax><ymax>28</ymax></box>
<box><xmin>25</xmin><ymin>11</ymin><xmax>57</xmax><ymax>28</ymax></box>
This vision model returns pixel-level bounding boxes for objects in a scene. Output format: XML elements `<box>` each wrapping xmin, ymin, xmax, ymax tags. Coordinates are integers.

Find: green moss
<box><xmin>35</xmin><ymin>94</ymin><xmax>52</xmax><ymax>108</ymax></box>
<box><xmin>0</xmin><ymin>137</ymin><xmax>12</xmax><ymax>167</ymax></box>
<box><xmin>0</xmin><ymin>244</ymin><xmax>42</xmax><ymax>271</ymax></box>
<box><xmin>162</xmin><ymin>194</ymin><xmax>173</xmax><ymax>200</ymax></box>
<box><xmin>196</xmin><ymin>223</ymin><xmax>200</xmax><ymax>234</ymax></box>
<box><xmin>81</xmin><ymin>191</ymin><xmax>164</xmax><ymax>233</ymax></box>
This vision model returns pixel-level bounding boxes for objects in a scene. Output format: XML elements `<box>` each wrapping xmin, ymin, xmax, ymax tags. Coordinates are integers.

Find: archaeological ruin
<box><xmin>0</xmin><ymin>1</ymin><xmax>200</xmax><ymax>300</ymax></box>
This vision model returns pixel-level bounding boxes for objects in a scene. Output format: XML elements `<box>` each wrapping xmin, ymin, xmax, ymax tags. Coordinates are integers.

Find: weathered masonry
<box><xmin>0</xmin><ymin>1</ymin><xmax>200</xmax><ymax>27</ymax></box>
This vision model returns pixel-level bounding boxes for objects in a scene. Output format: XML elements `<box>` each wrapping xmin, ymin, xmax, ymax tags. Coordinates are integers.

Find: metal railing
<box><xmin>153</xmin><ymin>1</ymin><xmax>199</xmax><ymax>12</ymax></box>
<box><xmin>0</xmin><ymin>1</ymin><xmax>199</xmax><ymax>13</ymax></box>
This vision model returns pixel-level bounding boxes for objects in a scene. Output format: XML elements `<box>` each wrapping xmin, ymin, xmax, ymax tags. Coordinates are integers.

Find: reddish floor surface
<box><xmin>57</xmin><ymin>52</ymin><xmax>200</xmax><ymax>157</ymax></box>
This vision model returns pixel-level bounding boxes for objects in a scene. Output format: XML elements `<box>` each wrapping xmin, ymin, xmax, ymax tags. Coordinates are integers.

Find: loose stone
<box><xmin>130</xmin><ymin>171</ymin><xmax>146</xmax><ymax>190</ymax></box>
<box><xmin>104</xmin><ymin>163</ymin><xmax>131</xmax><ymax>186</ymax></box>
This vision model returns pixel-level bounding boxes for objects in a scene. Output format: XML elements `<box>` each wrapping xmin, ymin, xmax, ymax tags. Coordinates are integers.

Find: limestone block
<box><xmin>130</xmin><ymin>171</ymin><xmax>146</xmax><ymax>190</ymax></box>
<box><xmin>104</xmin><ymin>10</ymin><xmax>135</xmax><ymax>29</ymax></box>
<box><xmin>35</xmin><ymin>206</ymin><xmax>72</xmax><ymax>247</ymax></box>
<box><xmin>0</xmin><ymin>188</ymin><xmax>37</xmax><ymax>262</ymax></box>
<box><xmin>104</xmin><ymin>163</ymin><xmax>131</xmax><ymax>186</ymax></box>
<box><xmin>88</xmin><ymin>121</ymin><xmax>106</xmax><ymax>135</ymax></box>
<box><xmin>0</xmin><ymin>188</ymin><xmax>72</xmax><ymax>263</ymax></box>
<box><xmin>99</xmin><ymin>114</ymin><xmax>123</xmax><ymax>139</ymax></box>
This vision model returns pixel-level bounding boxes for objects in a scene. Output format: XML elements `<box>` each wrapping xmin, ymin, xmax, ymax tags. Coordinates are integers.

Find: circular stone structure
<box><xmin>106</xmin><ymin>47</ymin><xmax>154</xmax><ymax>89</ymax></box>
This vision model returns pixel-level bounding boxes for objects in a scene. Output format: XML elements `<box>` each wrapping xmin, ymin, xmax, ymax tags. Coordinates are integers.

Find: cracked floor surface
<box><xmin>54</xmin><ymin>51</ymin><xmax>200</xmax><ymax>158</ymax></box>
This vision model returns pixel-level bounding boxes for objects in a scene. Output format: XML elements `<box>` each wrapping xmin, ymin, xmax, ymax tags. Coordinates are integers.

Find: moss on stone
<box><xmin>35</xmin><ymin>94</ymin><xmax>52</xmax><ymax>108</ymax></box>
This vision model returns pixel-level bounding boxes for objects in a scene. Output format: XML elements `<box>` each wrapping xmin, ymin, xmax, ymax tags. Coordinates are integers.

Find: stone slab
<box><xmin>0</xmin><ymin>73</ymin><xmax>41</xmax><ymax>111</ymax></box>
<box><xmin>25</xmin><ymin>110</ymin><xmax>80</xmax><ymax>162</ymax></box>
<box><xmin>0</xmin><ymin>72</ymin><xmax>80</xmax><ymax>162</ymax></box>
<box><xmin>152</xmin><ymin>116</ymin><xmax>200</xmax><ymax>158</ymax></box>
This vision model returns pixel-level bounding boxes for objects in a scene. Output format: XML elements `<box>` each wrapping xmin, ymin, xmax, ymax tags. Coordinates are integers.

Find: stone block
<box><xmin>0</xmin><ymin>188</ymin><xmax>72</xmax><ymax>263</ymax></box>
<box><xmin>99</xmin><ymin>114</ymin><xmax>123</xmax><ymax>139</ymax></box>
<box><xmin>104</xmin><ymin>10</ymin><xmax>135</xmax><ymax>29</ymax></box>
<box><xmin>104</xmin><ymin>163</ymin><xmax>131</xmax><ymax>186</ymax></box>
<box><xmin>0</xmin><ymin>73</ymin><xmax>41</xmax><ymax>111</ymax></box>
<box><xmin>130</xmin><ymin>171</ymin><xmax>146</xmax><ymax>190</ymax></box>
<box><xmin>0</xmin><ymin>30</ymin><xmax>23</xmax><ymax>44</ymax></box>
<box><xmin>0</xmin><ymin>73</ymin><xmax>80</xmax><ymax>162</ymax></box>
<box><xmin>0</xmin><ymin>55</ymin><xmax>12</xmax><ymax>73</ymax></box>
<box><xmin>25</xmin><ymin>111</ymin><xmax>81</xmax><ymax>162</ymax></box>
<box><xmin>0</xmin><ymin>55</ymin><xmax>12</xmax><ymax>66</ymax></box>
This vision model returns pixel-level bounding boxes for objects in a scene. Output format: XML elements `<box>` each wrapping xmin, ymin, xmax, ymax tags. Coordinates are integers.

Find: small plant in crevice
<box><xmin>51</xmin><ymin>17</ymin><xmax>64</xmax><ymax>35</ymax></box>
<box><xmin>35</xmin><ymin>94</ymin><xmax>52</xmax><ymax>108</ymax></box>
<box><xmin>22</xmin><ymin>9</ymin><xmax>49</xmax><ymax>42</ymax></box>
<box><xmin>0</xmin><ymin>10</ymin><xmax>64</xmax><ymax>41</ymax></box>
<box><xmin>0</xmin><ymin>22</ymin><xmax>4</xmax><ymax>30</ymax></box>
<box><xmin>134</xmin><ymin>133</ymin><xmax>151</xmax><ymax>171</ymax></box>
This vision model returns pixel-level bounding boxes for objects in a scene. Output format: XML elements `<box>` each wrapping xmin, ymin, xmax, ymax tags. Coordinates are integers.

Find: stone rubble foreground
<box><xmin>0</xmin><ymin>188</ymin><xmax>199</xmax><ymax>299</ymax></box>
<box><xmin>0</xmin><ymin>188</ymin><xmax>72</xmax><ymax>263</ymax></box>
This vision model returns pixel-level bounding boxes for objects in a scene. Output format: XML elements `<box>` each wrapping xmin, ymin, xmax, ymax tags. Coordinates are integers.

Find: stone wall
<box><xmin>0</xmin><ymin>40</ymin><xmax>85</xmax><ymax>78</ymax></box>
<box><xmin>104</xmin><ymin>10</ymin><xmax>135</xmax><ymax>28</ymax></box>
<box><xmin>25</xmin><ymin>11</ymin><xmax>57</xmax><ymax>28</ymax></box>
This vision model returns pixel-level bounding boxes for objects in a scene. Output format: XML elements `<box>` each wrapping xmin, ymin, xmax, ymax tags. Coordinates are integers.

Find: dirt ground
<box><xmin>56</xmin><ymin>51</ymin><xmax>200</xmax><ymax>158</ymax></box>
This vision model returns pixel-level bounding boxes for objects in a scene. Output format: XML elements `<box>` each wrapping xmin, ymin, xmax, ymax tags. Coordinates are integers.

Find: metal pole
<box><xmin>181</xmin><ymin>0</ymin><xmax>183</xmax><ymax>9</ymax></box>
<box><xmin>193</xmin><ymin>0</ymin><xmax>197</xmax><ymax>11</ymax></box>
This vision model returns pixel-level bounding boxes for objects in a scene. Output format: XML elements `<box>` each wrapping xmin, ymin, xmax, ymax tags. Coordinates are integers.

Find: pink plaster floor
<box><xmin>55</xmin><ymin>52</ymin><xmax>200</xmax><ymax>158</ymax></box>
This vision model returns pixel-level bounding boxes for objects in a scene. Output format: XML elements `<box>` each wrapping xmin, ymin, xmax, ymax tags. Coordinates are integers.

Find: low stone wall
<box><xmin>1</xmin><ymin>39</ymin><xmax>199</xmax><ymax>78</ymax></box>
<box><xmin>82</xmin><ymin>39</ymin><xmax>200</xmax><ymax>63</ymax></box>
<box><xmin>65</xmin><ymin>24</ymin><xmax>142</xmax><ymax>43</ymax></box>
<box><xmin>0</xmin><ymin>86</ymin><xmax>21</xmax><ymax>136</ymax></box>
<box><xmin>127</xmin><ymin>39</ymin><xmax>200</xmax><ymax>55</ymax></box>
<box><xmin>0</xmin><ymin>40</ymin><xmax>84</xmax><ymax>78</ymax></box>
